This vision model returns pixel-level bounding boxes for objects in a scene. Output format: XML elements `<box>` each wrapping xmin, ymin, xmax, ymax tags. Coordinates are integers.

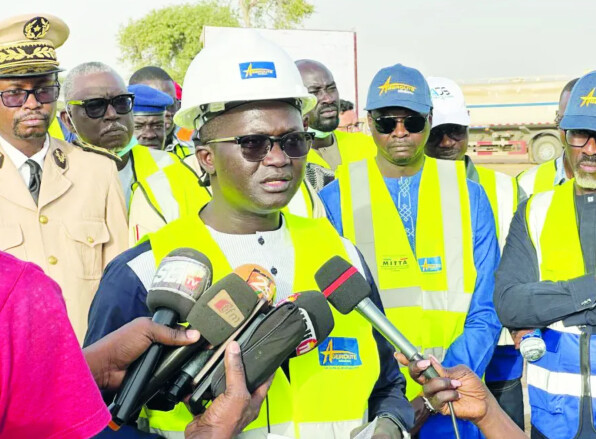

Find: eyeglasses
<box><xmin>565</xmin><ymin>129</ymin><xmax>596</xmax><ymax>148</ymax></box>
<box><xmin>428</xmin><ymin>124</ymin><xmax>468</xmax><ymax>144</ymax></box>
<box><xmin>339</xmin><ymin>122</ymin><xmax>364</xmax><ymax>133</ymax></box>
<box><xmin>0</xmin><ymin>85</ymin><xmax>60</xmax><ymax>107</ymax></box>
<box><xmin>67</xmin><ymin>94</ymin><xmax>134</xmax><ymax>119</ymax></box>
<box><xmin>205</xmin><ymin>131</ymin><xmax>314</xmax><ymax>162</ymax></box>
<box><xmin>372</xmin><ymin>115</ymin><xmax>427</xmax><ymax>134</ymax></box>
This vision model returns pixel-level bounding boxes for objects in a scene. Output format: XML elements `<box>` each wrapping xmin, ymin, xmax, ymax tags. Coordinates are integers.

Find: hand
<box><xmin>83</xmin><ymin>317</ymin><xmax>200</xmax><ymax>390</ymax></box>
<box><xmin>399</xmin><ymin>354</ymin><xmax>490</xmax><ymax>424</ymax></box>
<box><xmin>510</xmin><ymin>329</ymin><xmax>534</xmax><ymax>349</ymax></box>
<box><xmin>350</xmin><ymin>417</ymin><xmax>403</xmax><ymax>439</ymax></box>
<box><xmin>185</xmin><ymin>341</ymin><xmax>273</xmax><ymax>439</ymax></box>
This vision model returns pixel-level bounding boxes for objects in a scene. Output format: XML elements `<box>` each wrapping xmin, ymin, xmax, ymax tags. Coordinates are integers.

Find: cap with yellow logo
<box><xmin>0</xmin><ymin>14</ymin><xmax>69</xmax><ymax>78</ymax></box>
<box><xmin>365</xmin><ymin>63</ymin><xmax>432</xmax><ymax>115</ymax></box>
<box><xmin>560</xmin><ymin>70</ymin><xmax>596</xmax><ymax>131</ymax></box>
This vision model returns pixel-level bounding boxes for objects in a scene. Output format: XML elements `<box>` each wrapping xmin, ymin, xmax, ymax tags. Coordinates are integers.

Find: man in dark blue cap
<box><xmin>128</xmin><ymin>84</ymin><xmax>173</xmax><ymax>151</ymax></box>
<box><xmin>495</xmin><ymin>70</ymin><xmax>596</xmax><ymax>439</ymax></box>
<box><xmin>319</xmin><ymin>63</ymin><xmax>501</xmax><ymax>438</ymax></box>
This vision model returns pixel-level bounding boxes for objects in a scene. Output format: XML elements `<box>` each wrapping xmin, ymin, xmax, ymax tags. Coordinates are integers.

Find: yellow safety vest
<box><xmin>141</xmin><ymin>214</ymin><xmax>380</xmax><ymax>438</ymax></box>
<box><xmin>129</xmin><ymin>144</ymin><xmax>179</xmax><ymax>184</ymax></box>
<box><xmin>170</xmin><ymin>143</ymin><xmax>192</xmax><ymax>160</ymax></box>
<box><xmin>517</xmin><ymin>159</ymin><xmax>558</xmax><ymax>196</ymax></box>
<box><xmin>337</xmin><ymin>157</ymin><xmax>476</xmax><ymax>399</ymax></box>
<box><xmin>475</xmin><ymin>165</ymin><xmax>518</xmax><ymax>251</ymax></box>
<box><xmin>48</xmin><ymin>117</ymin><xmax>65</xmax><ymax>140</ymax></box>
<box><xmin>306</xmin><ymin>130</ymin><xmax>377</xmax><ymax>169</ymax></box>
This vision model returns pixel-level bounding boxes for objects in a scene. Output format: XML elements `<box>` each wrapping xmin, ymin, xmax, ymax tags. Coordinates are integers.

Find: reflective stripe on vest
<box><xmin>337</xmin><ymin>157</ymin><xmax>476</xmax><ymax>399</ymax></box>
<box><xmin>476</xmin><ymin>166</ymin><xmax>517</xmax><ymax>251</ymax></box>
<box><xmin>130</xmin><ymin>145</ymin><xmax>177</xmax><ymax>183</ymax></box>
<box><xmin>524</xmin><ymin>179</ymin><xmax>591</xmax><ymax>437</ymax></box>
<box><xmin>306</xmin><ymin>131</ymin><xmax>377</xmax><ymax>169</ymax></box>
<box><xmin>517</xmin><ymin>160</ymin><xmax>557</xmax><ymax>196</ymax></box>
<box><xmin>142</xmin><ymin>214</ymin><xmax>380</xmax><ymax>438</ymax></box>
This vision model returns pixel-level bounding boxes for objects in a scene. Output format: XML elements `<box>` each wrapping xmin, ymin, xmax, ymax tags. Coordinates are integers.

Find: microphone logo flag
<box><xmin>208</xmin><ymin>289</ymin><xmax>246</xmax><ymax>327</ymax></box>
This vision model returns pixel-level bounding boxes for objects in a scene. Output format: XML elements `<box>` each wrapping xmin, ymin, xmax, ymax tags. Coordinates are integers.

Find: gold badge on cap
<box><xmin>53</xmin><ymin>148</ymin><xmax>66</xmax><ymax>169</ymax></box>
<box><xmin>23</xmin><ymin>17</ymin><xmax>50</xmax><ymax>40</ymax></box>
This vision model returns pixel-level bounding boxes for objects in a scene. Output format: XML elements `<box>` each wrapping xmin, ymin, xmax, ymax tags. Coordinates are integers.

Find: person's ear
<box><xmin>302</xmin><ymin>114</ymin><xmax>310</xmax><ymax>131</ymax></box>
<box><xmin>427</xmin><ymin>110</ymin><xmax>433</xmax><ymax>127</ymax></box>
<box><xmin>196</xmin><ymin>145</ymin><xmax>215</xmax><ymax>175</ymax></box>
<box><xmin>60</xmin><ymin>108</ymin><xmax>75</xmax><ymax>133</ymax></box>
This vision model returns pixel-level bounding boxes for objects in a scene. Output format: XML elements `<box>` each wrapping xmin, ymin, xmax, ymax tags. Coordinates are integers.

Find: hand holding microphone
<box><xmin>109</xmin><ymin>248</ymin><xmax>213</xmax><ymax>427</ymax></box>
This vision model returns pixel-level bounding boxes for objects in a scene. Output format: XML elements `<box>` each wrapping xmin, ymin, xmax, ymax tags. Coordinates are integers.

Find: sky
<box><xmin>9</xmin><ymin>0</ymin><xmax>596</xmax><ymax>110</ymax></box>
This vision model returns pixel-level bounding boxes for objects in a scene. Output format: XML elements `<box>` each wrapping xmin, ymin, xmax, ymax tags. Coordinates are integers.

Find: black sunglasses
<box><xmin>67</xmin><ymin>94</ymin><xmax>135</xmax><ymax>119</ymax></box>
<box><xmin>373</xmin><ymin>115</ymin><xmax>427</xmax><ymax>134</ymax></box>
<box><xmin>205</xmin><ymin>131</ymin><xmax>314</xmax><ymax>162</ymax></box>
<box><xmin>565</xmin><ymin>129</ymin><xmax>596</xmax><ymax>148</ymax></box>
<box><xmin>0</xmin><ymin>85</ymin><xmax>60</xmax><ymax>108</ymax></box>
<box><xmin>428</xmin><ymin>124</ymin><xmax>468</xmax><ymax>143</ymax></box>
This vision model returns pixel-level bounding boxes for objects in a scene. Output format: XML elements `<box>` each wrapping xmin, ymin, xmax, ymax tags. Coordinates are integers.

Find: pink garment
<box><xmin>0</xmin><ymin>251</ymin><xmax>110</xmax><ymax>438</ymax></box>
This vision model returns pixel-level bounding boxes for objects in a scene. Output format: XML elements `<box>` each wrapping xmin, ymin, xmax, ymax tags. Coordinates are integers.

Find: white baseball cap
<box><xmin>427</xmin><ymin>77</ymin><xmax>470</xmax><ymax>128</ymax></box>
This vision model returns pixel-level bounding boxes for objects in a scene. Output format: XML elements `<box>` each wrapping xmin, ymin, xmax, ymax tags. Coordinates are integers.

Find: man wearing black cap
<box><xmin>320</xmin><ymin>63</ymin><xmax>501</xmax><ymax>438</ymax></box>
<box><xmin>0</xmin><ymin>14</ymin><xmax>127</xmax><ymax>342</ymax></box>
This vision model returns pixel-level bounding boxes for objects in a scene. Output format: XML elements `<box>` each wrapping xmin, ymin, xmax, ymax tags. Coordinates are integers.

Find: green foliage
<box><xmin>118</xmin><ymin>2</ymin><xmax>239</xmax><ymax>83</ymax></box>
<box><xmin>118</xmin><ymin>0</ymin><xmax>315</xmax><ymax>82</ymax></box>
<box><xmin>238</xmin><ymin>0</ymin><xmax>315</xmax><ymax>28</ymax></box>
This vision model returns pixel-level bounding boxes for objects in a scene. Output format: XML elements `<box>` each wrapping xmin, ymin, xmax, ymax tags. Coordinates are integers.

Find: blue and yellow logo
<box><xmin>318</xmin><ymin>337</ymin><xmax>361</xmax><ymax>368</ymax></box>
<box><xmin>239</xmin><ymin>61</ymin><xmax>277</xmax><ymax>79</ymax></box>
<box><xmin>580</xmin><ymin>88</ymin><xmax>596</xmax><ymax>107</ymax></box>
<box><xmin>418</xmin><ymin>256</ymin><xmax>442</xmax><ymax>273</ymax></box>
<box><xmin>378</xmin><ymin>76</ymin><xmax>416</xmax><ymax>96</ymax></box>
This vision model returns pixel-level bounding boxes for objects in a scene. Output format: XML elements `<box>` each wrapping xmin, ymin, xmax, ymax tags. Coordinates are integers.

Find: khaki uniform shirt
<box><xmin>0</xmin><ymin>137</ymin><xmax>128</xmax><ymax>342</ymax></box>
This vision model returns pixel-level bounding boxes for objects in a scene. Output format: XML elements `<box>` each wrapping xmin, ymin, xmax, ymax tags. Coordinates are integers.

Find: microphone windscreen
<box><xmin>284</xmin><ymin>291</ymin><xmax>334</xmax><ymax>356</ymax></box>
<box><xmin>186</xmin><ymin>273</ymin><xmax>259</xmax><ymax>346</ymax></box>
<box><xmin>314</xmin><ymin>256</ymin><xmax>371</xmax><ymax>314</ymax></box>
<box><xmin>209</xmin><ymin>302</ymin><xmax>305</xmax><ymax>398</ymax></box>
<box><xmin>234</xmin><ymin>264</ymin><xmax>276</xmax><ymax>305</ymax></box>
<box><xmin>147</xmin><ymin>248</ymin><xmax>213</xmax><ymax>319</ymax></box>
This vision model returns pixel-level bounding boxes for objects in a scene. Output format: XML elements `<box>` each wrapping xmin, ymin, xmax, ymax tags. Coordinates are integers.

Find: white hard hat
<box><xmin>175</xmin><ymin>30</ymin><xmax>317</xmax><ymax>130</ymax></box>
<box><xmin>427</xmin><ymin>77</ymin><xmax>471</xmax><ymax>128</ymax></box>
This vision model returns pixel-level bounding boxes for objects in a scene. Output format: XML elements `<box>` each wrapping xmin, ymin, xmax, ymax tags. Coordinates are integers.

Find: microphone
<box><xmin>315</xmin><ymin>256</ymin><xmax>461</xmax><ymax>439</ymax></box>
<box><xmin>133</xmin><ymin>272</ymin><xmax>263</xmax><ymax>414</ymax></box>
<box><xmin>188</xmin><ymin>291</ymin><xmax>335</xmax><ymax>415</ymax></box>
<box><xmin>109</xmin><ymin>248</ymin><xmax>212</xmax><ymax>427</ymax></box>
<box><xmin>162</xmin><ymin>267</ymin><xmax>276</xmax><ymax>404</ymax></box>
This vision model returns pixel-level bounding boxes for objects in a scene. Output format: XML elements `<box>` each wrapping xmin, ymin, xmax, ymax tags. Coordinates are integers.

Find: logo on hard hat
<box><xmin>581</xmin><ymin>88</ymin><xmax>596</xmax><ymax>107</ymax></box>
<box><xmin>378</xmin><ymin>76</ymin><xmax>416</xmax><ymax>96</ymax></box>
<box><xmin>239</xmin><ymin>62</ymin><xmax>277</xmax><ymax>79</ymax></box>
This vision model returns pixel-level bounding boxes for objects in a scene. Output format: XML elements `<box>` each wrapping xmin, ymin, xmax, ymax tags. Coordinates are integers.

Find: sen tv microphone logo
<box><xmin>208</xmin><ymin>290</ymin><xmax>245</xmax><ymax>327</ymax></box>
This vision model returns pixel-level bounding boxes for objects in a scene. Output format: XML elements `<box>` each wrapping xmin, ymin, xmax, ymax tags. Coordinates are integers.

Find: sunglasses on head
<box><xmin>372</xmin><ymin>115</ymin><xmax>427</xmax><ymax>134</ymax></box>
<box><xmin>0</xmin><ymin>84</ymin><xmax>60</xmax><ymax>107</ymax></box>
<box><xmin>428</xmin><ymin>124</ymin><xmax>468</xmax><ymax>143</ymax></box>
<box><xmin>205</xmin><ymin>131</ymin><xmax>314</xmax><ymax>162</ymax></box>
<box><xmin>67</xmin><ymin>94</ymin><xmax>134</xmax><ymax>119</ymax></box>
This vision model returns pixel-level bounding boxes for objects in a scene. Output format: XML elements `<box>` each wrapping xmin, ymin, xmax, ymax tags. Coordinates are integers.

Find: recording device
<box><xmin>133</xmin><ymin>272</ymin><xmax>264</xmax><ymax>413</ymax></box>
<box><xmin>188</xmin><ymin>291</ymin><xmax>335</xmax><ymax>415</ymax></box>
<box><xmin>162</xmin><ymin>265</ymin><xmax>277</xmax><ymax>403</ymax></box>
<box><xmin>109</xmin><ymin>248</ymin><xmax>212</xmax><ymax>427</ymax></box>
<box><xmin>315</xmin><ymin>256</ymin><xmax>461</xmax><ymax>439</ymax></box>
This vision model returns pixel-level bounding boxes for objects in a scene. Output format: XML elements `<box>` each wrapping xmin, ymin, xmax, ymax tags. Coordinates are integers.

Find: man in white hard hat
<box><xmin>426</xmin><ymin>77</ymin><xmax>524</xmax><ymax>430</ymax></box>
<box><xmin>85</xmin><ymin>31</ymin><xmax>414</xmax><ymax>438</ymax></box>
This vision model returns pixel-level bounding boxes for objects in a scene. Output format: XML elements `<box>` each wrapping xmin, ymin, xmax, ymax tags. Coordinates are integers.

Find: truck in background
<box><xmin>463</xmin><ymin>78</ymin><xmax>568</xmax><ymax>164</ymax></box>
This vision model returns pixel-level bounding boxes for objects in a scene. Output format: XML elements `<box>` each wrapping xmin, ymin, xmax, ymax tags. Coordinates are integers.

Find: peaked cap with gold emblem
<box><xmin>0</xmin><ymin>14</ymin><xmax>69</xmax><ymax>78</ymax></box>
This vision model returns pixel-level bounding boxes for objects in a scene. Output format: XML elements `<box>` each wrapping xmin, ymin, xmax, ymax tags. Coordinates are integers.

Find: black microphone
<box><xmin>315</xmin><ymin>256</ymin><xmax>462</xmax><ymax>439</ymax></box>
<box><xmin>109</xmin><ymin>248</ymin><xmax>212</xmax><ymax>427</ymax></box>
<box><xmin>135</xmin><ymin>273</ymin><xmax>263</xmax><ymax>412</ymax></box>
<box><xmin>188</xmin><ymin>291</ymin><xmax>335</xmax><ymax>415</ymax></box>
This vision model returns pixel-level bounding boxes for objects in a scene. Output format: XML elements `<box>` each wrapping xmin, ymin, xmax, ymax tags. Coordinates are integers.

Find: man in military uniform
<box><xmin>0</xmin><ymin>14</ymin><xmax>128</xmax><ymax>342</ymax></box>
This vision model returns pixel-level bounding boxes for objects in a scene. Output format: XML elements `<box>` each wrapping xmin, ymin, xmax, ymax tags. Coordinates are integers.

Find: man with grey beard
<box><xmin>494</xmin><ymin>70</ymin><xmax>596</xmax><ymax>439</ymax></box>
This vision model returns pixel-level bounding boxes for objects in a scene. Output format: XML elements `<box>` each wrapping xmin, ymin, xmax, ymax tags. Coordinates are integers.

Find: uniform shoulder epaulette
<box><xmin>73</xmin><ymin>139</ymin><xmax>122</xmax><ymax>164</ymax></box>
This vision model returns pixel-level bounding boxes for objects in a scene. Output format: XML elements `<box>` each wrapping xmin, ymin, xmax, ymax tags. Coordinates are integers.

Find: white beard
<box><xmin>574</xmin><ymin>170</ymin><xmax>596</xmax><ymax>190</ymax></box>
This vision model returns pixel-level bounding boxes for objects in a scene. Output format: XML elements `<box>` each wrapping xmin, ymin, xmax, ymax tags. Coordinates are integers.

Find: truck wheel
<box><xmin>530</xmin><ymin>135</ymin><xmax>563</xmax><ymax>164</ymax></box>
